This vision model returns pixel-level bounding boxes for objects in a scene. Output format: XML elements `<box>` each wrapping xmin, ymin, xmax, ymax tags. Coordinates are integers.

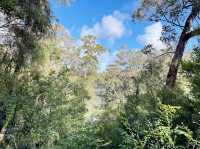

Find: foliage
<box><xmin>118</xmin><ymin>85</ymin><xmax>199</xmax><ymax>148</ymax></box>
<box><xmin>1</xmin><ymin>1</ymin><xmax>200</xmax><ymax>149</ymax></box>
<box><xmin>182</xmin><ymin>47</ymin><xmax>200</xmax><ymax>99</ymax></box>
<box><xmin>0</xmin><ymin>0</ymin><xmax>16</xmax><ymax>14</ymax></box>
<box><xmin>133</xmin><ymin>0</ymin><xmax>200</xmax><ymax>43</ymax></box>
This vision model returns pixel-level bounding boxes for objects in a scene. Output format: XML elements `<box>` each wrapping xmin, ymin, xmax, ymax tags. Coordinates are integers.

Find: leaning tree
<box><xmin>133</xmin><ymin>0</ymin><xmax>200</xmax><ymax>88</ymax></box>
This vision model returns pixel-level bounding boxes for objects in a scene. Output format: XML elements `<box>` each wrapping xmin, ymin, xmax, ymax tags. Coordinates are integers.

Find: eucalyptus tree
<box><xmin>0</xmin><ymin>1</ymin><xmax>67</xmax><ymax>145</ymax></box>
<box><xmin>133</xmin><ymin>0</ymin><xmax>200</xmax><ymax>88</ymax></box>
<box><xmin>0</xmin><ymin>0</ymin><xmax>52</xmax><ymax>73</ymax></box>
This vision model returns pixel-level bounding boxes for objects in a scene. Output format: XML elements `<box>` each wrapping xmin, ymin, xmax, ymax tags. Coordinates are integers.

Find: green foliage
<box><xmin>119</xmin><ymin>93</ymin><xmax>199</xmax><ymax>148</ymax></box>
<box><xmin>0</xmin><ymin>0</ymin><xmax>52</xmax><ymax>74</ymax></box>
<box><xmin>114</xmin><ymin>50</ymin><xmax>200</xmax><ymax>148</ymax></box>
<box><xmin>1</xmin><ymin>1</ymin><xmax>200</xmax><ymax>148</ymax></box>
<box><xmin>182</xmin><ymin>47</ymin><xmax>200</xmax><ymax>99</ymax></box>
<box><xmin>80</xmin><ymin>35</ymin><xmax>106</xmax><ymax>76</ymax></box>
<box><xmin>0</xmin><ymin>67</ymin><xmax>86</xmax><ymax>147</ymax></box>
<box><xmin>133</xmin><ymin>0</ymin><xmax>200</xmax><ymax>43</ymax></box>
<box><xmin>0</xmin><ymin>0</ymin><xmax>16</xmax><ymax>14</ymax></box>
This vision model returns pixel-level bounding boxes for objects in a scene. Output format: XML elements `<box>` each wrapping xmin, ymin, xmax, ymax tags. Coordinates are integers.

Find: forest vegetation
<box><xmin>0</xmin><ymin>0</ymin><xmax>200</xmax><ymax>148</ymax></box>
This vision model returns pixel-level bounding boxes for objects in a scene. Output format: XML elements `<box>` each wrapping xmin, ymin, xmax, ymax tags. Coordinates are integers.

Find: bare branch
<box><xmin>154</xmin><ymin>51</ymin><xmax>174</xmax><ymax>58</ymax></box>
<box><xmin>162</xmin><ymin>14</ymin><xmax>184</xmax><ymax>29</ymax></box>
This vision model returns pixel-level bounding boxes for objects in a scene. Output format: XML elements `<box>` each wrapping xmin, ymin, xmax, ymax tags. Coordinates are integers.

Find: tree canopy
<box><xmin>133</xmin><ymin>0</ymin><xmax>200</xmax><ymax>88</ymax></box>
<box><xmin>0</xmin><ymin>0</ymin><xmax>200</xmax><ymax>148</ymax></box>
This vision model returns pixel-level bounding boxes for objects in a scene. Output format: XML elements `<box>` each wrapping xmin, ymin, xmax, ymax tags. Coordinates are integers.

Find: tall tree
<box><xmin>133</xmin><ymin>0</ymin><xmax>200</xmax><ymax>88</ymax></box>
<box><xmin>0</xmin><ymin>0</ymin><xmax>52</xmax><ymax>144</ymax></box>
<box><xmin>0</xmin><ymin>0</ymin><xmax>52</xmax><ymax>73</ymax></box>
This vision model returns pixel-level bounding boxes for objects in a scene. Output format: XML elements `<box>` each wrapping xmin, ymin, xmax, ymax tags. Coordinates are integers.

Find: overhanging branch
<box><xmin>154</xmin><ymin>51</ymin><xmax>175</xmax><ymax>58</ymax></box>
<box><xmin>189</xmin><ymin>28</ymin><xmax>200</xmax><ymax>37</ymax></box>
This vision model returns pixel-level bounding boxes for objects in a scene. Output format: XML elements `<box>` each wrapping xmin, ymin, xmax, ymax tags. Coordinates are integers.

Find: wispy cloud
<box><xmin>81</xmin><ymin>11</ymin><xmax>131</xmax><ymax>43</ymax></box>
<box><xmin>137</xmin><ymin>22</ymin><xmax>166</xmax><ymax>51</ymax></box>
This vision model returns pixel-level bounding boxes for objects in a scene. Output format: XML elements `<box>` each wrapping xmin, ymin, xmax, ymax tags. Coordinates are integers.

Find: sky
<box><xmin>50</xmin><ymin>0</ymin><xmax>197</xmax><ymax>70</ymax></box>
<box><xmin>50</xmin><ymin>0</ymin><xmax>157</xmax><ymax>51</ymax></box>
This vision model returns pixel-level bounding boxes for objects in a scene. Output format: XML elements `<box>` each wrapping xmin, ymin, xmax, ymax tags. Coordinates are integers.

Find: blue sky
<box><xmin>50</xmin><ymin>0</ymin><xmax>198</xmax><ymax>51</ymax></box>
<box><xmin>50</xmin><ymin>0</ymin><xmax>153</xmax><ymax>52</ymax></box>
<box><xmin>50</xmin><ymin>0</ymin><xmax>197</xmax><ymax>70</ymax></box>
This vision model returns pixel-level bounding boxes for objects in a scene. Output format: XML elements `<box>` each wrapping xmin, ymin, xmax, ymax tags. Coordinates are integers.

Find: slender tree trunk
<box><xmin>166</xmin><ymin>33</ymin><xmax>189</xmax><ymax>87</ymax></box>
<box><xmin>166</xmin><ymin>7</ymin><xmax>199</xmax><ymax>88</ymax></box>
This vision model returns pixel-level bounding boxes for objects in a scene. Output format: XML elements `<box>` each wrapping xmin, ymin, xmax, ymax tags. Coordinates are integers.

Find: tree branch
<box><xmin>154</xmin><ymin>51</ymin><xmax>174</xmax><ymax>58</ymax></box>
<box><xmin>189</xmin><ymin>28</ymin><xmax>200</xmax><ymax>38</ymax></box>
<box><xmin>162</xmin><ymin>14</ymin><xmax>184</xmax><ymax>29</ymax></box>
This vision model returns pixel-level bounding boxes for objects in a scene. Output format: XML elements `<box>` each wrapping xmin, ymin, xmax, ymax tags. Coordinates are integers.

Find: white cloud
<box><xmin>137</xmin><ymin>22</ymin><xmax>166</xmax><ymax>51</ymax></box>
<box><xmin>81</xmin><ymin>11</ymin><xmax>130</xmax><ymax>42</ymax></box>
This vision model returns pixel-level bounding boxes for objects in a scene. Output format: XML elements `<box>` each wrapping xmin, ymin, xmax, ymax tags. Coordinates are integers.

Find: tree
<box><xmin>96</xmin><ymin>49</ymin><xmax>146</xmax><ymax>109</ymax></box>
<box><xmin>79</xmin><ymin>35</ymin><xmax>105</xmax><ymax>77</ymax></box>
<box><xmin>117</xmin><ymin>48</ymin><xmax>199</xmax><ymax>148</ymax></box>
<box><xmin>181</xmin><ymin>46</ymin><xmax>200</xmax><ymax>126</ymax></box>
<box><xmin>133</xmin><ymin>0</ymin><xmax>200</xmax><ymax>88</ymax></box>
<box><xmin>182</xmin><ymin>46</ymin><xmax>200</xmax><ymax>99</ymax></box>
<box><xmin>0</xmin><ymin>30</ymin><xmax>93</xmax><ymax>148</ymax></box>
<box><xmin>0</xmin><ymin>1</ymin><xmax>53</xmax><ymax>144</ymax></box>
<box><xmin>0</xmin><ymin>0</ymin><xmax>52</xmax><ymax>74</ymax></box>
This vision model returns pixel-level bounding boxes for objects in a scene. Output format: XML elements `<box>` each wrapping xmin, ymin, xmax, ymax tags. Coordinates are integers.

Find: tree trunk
<box><xmin>166</xmin><ymin>7</ymin><xmax>199</xmax><ymax>88</ymax></box>
<box><xmin>166</xmin><ymin>33</ymin><xmax>189</xmax><ymax>88</ymax></box>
